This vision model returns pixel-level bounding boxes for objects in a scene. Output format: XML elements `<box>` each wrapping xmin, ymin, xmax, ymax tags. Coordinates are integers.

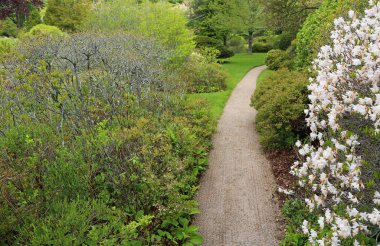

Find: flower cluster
<box><xmin>291</xmin><ymin>1</ymin><xmax>380</xmax><ymax>244</ymax></box>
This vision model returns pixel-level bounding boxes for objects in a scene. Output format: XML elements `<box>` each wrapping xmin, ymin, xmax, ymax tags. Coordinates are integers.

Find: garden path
<box><xmin>194</xmin><ymin>66</ymin><xmax>281</xmax><ymax>245</ymax></box>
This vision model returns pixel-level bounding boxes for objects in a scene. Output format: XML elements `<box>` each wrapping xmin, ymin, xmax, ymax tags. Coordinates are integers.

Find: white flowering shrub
<box><xmin>290</xmin><ymin>1</ymin><xmax>380</xmax><ymax>245</ymax></box>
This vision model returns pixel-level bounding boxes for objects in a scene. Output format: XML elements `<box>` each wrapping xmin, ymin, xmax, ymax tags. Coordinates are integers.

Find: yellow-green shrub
<box><xmin>251</xmin><ymin>69</ymin><xmax>309</xmax><ymax>149</ymax></box>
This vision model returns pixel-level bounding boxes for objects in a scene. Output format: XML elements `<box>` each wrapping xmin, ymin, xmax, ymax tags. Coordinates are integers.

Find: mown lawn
<box><xmin>188</xmin><ymin>53</ymin><xmax>267</xmax><ymax>120</ymax></box>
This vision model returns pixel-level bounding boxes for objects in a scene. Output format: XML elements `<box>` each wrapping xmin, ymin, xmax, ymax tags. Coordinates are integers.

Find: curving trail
<box><xmin>194</xmin><ymin>66</ymin><xmax>281</xmax><ymax>245</ymax></box>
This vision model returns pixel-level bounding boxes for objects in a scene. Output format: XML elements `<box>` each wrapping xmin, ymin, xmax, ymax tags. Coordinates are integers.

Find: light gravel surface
<box><xmin>194</xmin><ymin>66</ymin><xmax>282</xmax><ymax>245</ymax></box>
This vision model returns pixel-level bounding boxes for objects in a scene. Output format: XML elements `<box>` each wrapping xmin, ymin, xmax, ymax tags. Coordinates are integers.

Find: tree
<box><xmin>45</xmin><ymin>0</ymin><xmax>90</xmax><ymax>31</ymax></box>
<box><xmin>190</xmin><ymin>0</ymin><xmax>238</xmax><ymax>45</ymax></box>
<box><xmin>259</xmin><ymin>0</ymin><xmax>322</xmax><ymax>36</ymax></box>
<box><xmin>232</xmin><ymin>0</ymin><xmax>263</xmax><ymax>52</ymax></box>
<box><xmin>0</xmin><ymin>0</ymin><xmax>43</xmax><ymax>27</ymax></box>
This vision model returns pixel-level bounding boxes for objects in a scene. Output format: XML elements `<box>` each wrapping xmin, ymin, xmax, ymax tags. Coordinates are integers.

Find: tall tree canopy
<box><xmin>259</xmin><ymin>0</ymin><xmax>322</xmax><ymax>36</ymax></box>
<box><xmin>0</xmin><ymin>0</ymin><xmax>43</xmax><ymax>27</ymax></box>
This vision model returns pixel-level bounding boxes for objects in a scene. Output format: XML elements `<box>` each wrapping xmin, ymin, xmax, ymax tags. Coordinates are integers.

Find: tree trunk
<box><xmin>248</xmin><ymin>30</ymin><xmax>253</xmax><ymax>53</ymax></box>
<box><xmin>222</xmin><ymin>35</ymin><xmax>227</xmax><ymax>46</ymax></box>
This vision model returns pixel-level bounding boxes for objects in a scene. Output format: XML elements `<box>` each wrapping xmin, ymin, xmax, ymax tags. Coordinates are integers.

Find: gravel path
<box><xmin>194</xmin><ymin>66</ymin><xmax>281</xmax><ymax>245</ymax></box>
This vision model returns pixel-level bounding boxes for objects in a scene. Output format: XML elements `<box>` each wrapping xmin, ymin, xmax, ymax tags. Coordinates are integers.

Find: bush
<box><xmin>252</xmin><ymin>35</ymin><xmax>280</xmax><ymax>52</ymax></box>
<box><xmin>180</xmin><ymin>53</ymin><xmax>228</xmax><ymax>93</ymax></box>
<box><xmin>194</xmin><ymin>35</ymin><xmax>234</xmax><ymax>59</ymax></box>
<box><xmin>251</xmin><ymin>69</ymin><xmax>309</xmax><ymax>149</ymax></box>
<box><xmin>227</xmin><ymin>35</ymin><xmax>246</xmax><ymax>53</ymax></box>
<box><xmin>252</xmin><ymin>42</ymin><xmax>273</xmax><ymax>53</ymax></box>
<box><xmin>0</xmin><ymin>37</ymin><xmax>18</xmax><ymax>54</ymax></box>
<box><xmin>265</xmin><ymin>49</ymin><xmax>291</xmax><ymax>70</ymax></box>
<box><xmin>194</xmin><ymin>35</ymin><xmax>222</xmax><ymax>48</ymax></box>
<box><xmin>45</xmin><ymin>0</ymin><xmax>90</xmax><ymax>32</ymax></box>
<box><xmin>0</xmin><ymin>18</ymin><xmax>18</xmax><ymax>37</ymax></box>
<box><xmin>0</xmin><ymin>32</ymin><xmax>212</xmax><ymax>244</ymax></box>
<box><xmin>23</xmin><ymin>8</ymin><xmax>42</xmax><ymax>31</ymax></box>
<box><xmin>218</xmin><ymin>46</ymin><xmax>234</xmax><ymax>59</ymax></box>
<box><xmin>24</xmin><ymin>24</ymin><xmax>66</xmax><ymax>38</ymax></box>
<box><xmin>295</xmin><ymin>0</ymin><xmax>369</xmax><ymax>69</ymax></box>
<box><xmin>276</xmin><ymin>32</ymin><xmax>292</xmax><ymax>50</ymax></box>
<box><xmin>84</xmin><ymin>0</ymin><xmax>194</xmax><ymax>59</ymax></box>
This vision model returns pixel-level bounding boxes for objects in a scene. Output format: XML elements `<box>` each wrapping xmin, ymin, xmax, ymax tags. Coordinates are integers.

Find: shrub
<box><xmin>295</xmin><ymin>0</ymin><xmax>369</xmax><ymax>69</ymax></box>
<box><xmin>0</xmin><ymin>37</ymin><xmax>18</xmax><ymax>54</ymax></box>
<box><xmin>252</xmin><ymin>42</ymin><xmax>273</xmax><ymax>53</ymax></box>
<box><xmin>265</xmin><ymin>49</ymin><xmax>291</xmax><ymax>70</ymax></box>
<box><xmin>180</xmin><ymin>53</ymin><xmax>228</xmax><ymax>93</ymax></box>
<box><xmin>252</xmin><ymin>35</ymin><xmax>280</xmax><ymax>52</ymax></box>
<box><xmin>0</xmin><ymin>32</ymin><xmax>212</xmax><ymax>244</ymax></box>
<box><xmin>45</xmin><ymin>0</ymin><xmax>90</xmax><ymax>32</ymax></box>
<box><xmin>227</xmin><ymin>35</ymin><xmax>246</xmax><ymax>53</ymax></box>
<box><xmin>24</xmin><ymin>24</ymin><xmax>66</xmax><ymax>38</ymax></box>
<box><xmin>194</xmin><ymin>35</ymin><xmax>234</xmax><ymax>59</ymax></box>
<box><xmin>276</xmin><ymin>32</ymin><xmax>292</xmax><ymax>50</ymax></box>
<box><xmin>194</xmin><ymin>35</ymin><xmax>222</xmax><ymax>48</ymax></box>
<box><xmin>251</xmin><ymin>69</ymin><xmax>309</xmax><ymax>149</ymax></box>
<box><xmin>0</xmin><ymin>18</ymin><xmax>18</xmax><ymax>37</ymax></box>
<box><xmin>24</xmin><ymin>8</ymin><xmax>42</xmax><ymax>31</ymax></box>
<box><xmin>218</xmin><ymin>46</ymin><xmax>234</xmax><ymax>59</ymax></box>
<box><xmin>84</xmin><ymin>0</ymin><xmax>194</xmax><ymax>59</ymax></box>
<box><xmin>289</xmin><ymin>3</ymin><xmax>380</xmax><ymax>244</ymax></box>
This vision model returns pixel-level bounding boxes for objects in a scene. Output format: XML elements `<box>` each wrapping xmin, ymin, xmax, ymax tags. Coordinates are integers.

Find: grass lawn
<box><xmin>188</xmin><ymin>53</ymin><xmax>267</xmax><ymax>120</ymax></box>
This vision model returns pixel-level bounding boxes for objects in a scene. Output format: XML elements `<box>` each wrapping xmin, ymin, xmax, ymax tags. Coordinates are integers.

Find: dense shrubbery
<box><xmin>194</xmin><ymin>35</ymin><xmax>234</xmax><ymax>59</ymax></box>
<box><xmin>84</xmin><ymin>0</ymin><xmax>194</xmax><ymax>60</ymax></box>
<box><xmin>180</xmin><ymin>53</ymin><xmax>228</xmax><ymax>93</ymax></box>
<box><xmin>252</xmin><ymin>35</ymin><xmax>280</xmax><ymax>53</ymax></box>
<box><xmin>45</xmin><ymin>0</ymin><xmax>90</xmax><ymax>31</ymax></box>
<box><xmin>265</xmin><ymin>49</ymin><xmax>291</xmax><ymax>70</ymax></box>
<box><xmin>287</xmin><ymin>3</ymin><xmax>380</xmax><ymax>244</ymax></box>
<box><xmin>24</xmin><ymin>24</ymin><xmax>66</xmax><ymax>38</ymax></box>
<box><xmin>0</xmin><ymin>33</ymin><xmax>212</xmax><ymax>244</ymax></box>
<box><xmin>295</xmin><ymin>0</ymin><xmax>369</xmax><ymax>68</ymax></box>
<box><xmin>227</xmin><ymin>35</ymin><xmax>246</xmax><ymax>53</ymax></box>
<box><xmin>251</xmin><ymin>69</ymin><xmax>309</xmax><ymax>149</ymax></box>
<box><xmin>0</xmin><ymin>37</ymin><xmax>18</xmax><ymax>54</ymax></box>
<box><xmin>0</xmin><ymin>18</ymin><xmax>19</xmax><ymax>37</ymax></box>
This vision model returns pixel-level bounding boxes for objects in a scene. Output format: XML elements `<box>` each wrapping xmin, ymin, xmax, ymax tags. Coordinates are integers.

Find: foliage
<box><xmin>84</xmin><ymin>0</ymin><xmax>194</xmax><ymax>59</ymax></box>
<box><xmin>189</xmin><ymin>0</ymin><xmax>239</xmax><ymax>44</ymax></box>
<box><xmin>0</xmin><ymin>0</ymin><xmax>43</xmax><ymax>27</ymax></box>
<box><xmin>251</xmin><ymin>69</ymin><xmax>309</xmax><ymax>149</ymax></box>
<box><xmin>23</xmin><ymin>7</ymin><xmax>42</xmax><ymax>31</ymax></box>
<box><xmin>227</xmin><ymin>35</ymin><xmax>246</xmax><ymax>53</ymax></box>
<box><xmin>45</xmin><ymin>0</ymin><xmax>90</xmax><ymax>31</ymax></box>
<box><xmin>295</xmin><ymin>0</ymin><xmax>369</xmax><ymax>68</ymax></box>
<box><xmin>265</xmin><ymin>49</ymin><xmax>291</xmax><ymax>70</ymax></box>
<box><xmin>0</xmin><ymin>37</ymin><xmax>18</xmax><ymax>54</ymax></box>
<box><xmin>194</xmin><ymin>35</ymin><xmax>234</xmax><ymax>59</ymax></box>
<box><xmin>252</xmin><ymin>35</ymin><xmax>279</xmax><ymax>52</ymax></box>
<box><xmin>190</xmin><ymin>0</ymin><xmax>263</xmax><ymax>52</ymax></box>
<box><xmin>23</xmin><ymin>24</ymin><xmax>65</xmax><ymax>38</ymax></box>
<box><xmin>288</xmin><ymin>3</ymin><xmax>380</xmax><ymax>244</ymax></box>
<box><xmin>0</xmin><ymin>32</ymin><xmax>212</xmax><ymax>244</ymax></box>
<box><xmin>189</xmin><ymin>53</ymin><xmax>267</xmax><ymax>120</ymax></box>
<box><xmin>180</xmin><ymin>53</ymin><xmax>228</xmax><ymax>93</ymax></box>
<box><xmin>276</xmin><ymin>32</ymin><xmax>292</xmax><ymax>50</ymax></box>
<box><xmin>0</xmin><ymin>18</ymin><xmax>18</xmax><ymax>37</ymax></box>
<box><xmin>259</xmin><ymin>0</ymin><xmax>322</xmax><ymax>36</ymax></box>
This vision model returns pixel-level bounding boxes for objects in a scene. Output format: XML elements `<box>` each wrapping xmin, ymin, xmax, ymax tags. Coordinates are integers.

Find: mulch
<box><xmin>265</xmin><ymin>149</ymin><xmax>298</xmax><ymax>204</ymax></box>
